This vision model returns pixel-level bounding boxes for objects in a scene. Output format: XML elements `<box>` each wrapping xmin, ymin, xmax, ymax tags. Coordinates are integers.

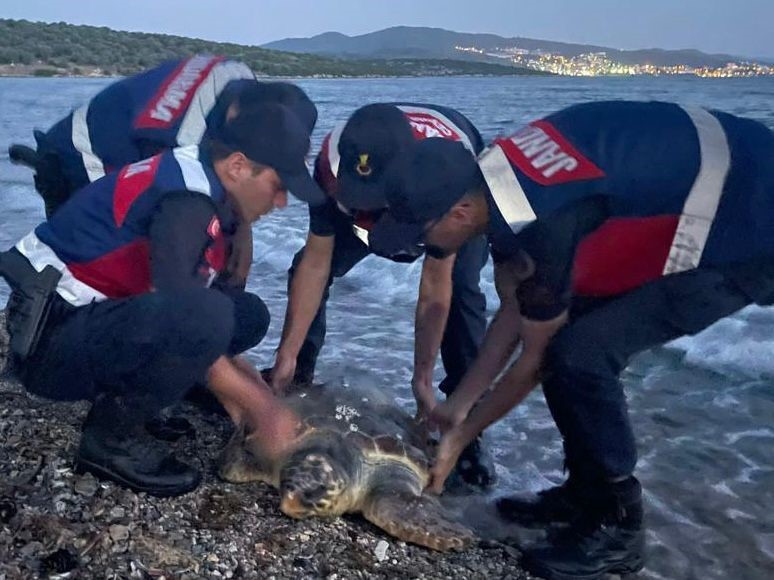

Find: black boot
<box><xmin>496</xmin><ymin>476</ymin><xmax>586</xmax><ymax>527</ymax></box>
<box><xmin>75</xmin><ymin>395</ymin><xmax>201</xmax><ymax>497</ymax></box>
<box><xmin>452</xmin><ymin>436</ymin><xmax>497</xmax><ymax>489</ymax></box>
<box><xmin>520</xmin><ymin>477</ymin><xmax>645</xmax><ymax>580</ymax></box>
<box><xmin>145</xmin><ymin>415</ymin><xmax>195</xmax><ymax>442</ymax></box>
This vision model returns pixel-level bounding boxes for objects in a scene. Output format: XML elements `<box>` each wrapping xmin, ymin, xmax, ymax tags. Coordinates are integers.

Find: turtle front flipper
<box><xmin>363</xmin><ymin>491</ymin><xmax>475</xmax><ymax>551</ymax></box>
<box><xmin>218</xmin><ymin>427</ymin><xmax>278</xmax><ymax>486</ymax></box>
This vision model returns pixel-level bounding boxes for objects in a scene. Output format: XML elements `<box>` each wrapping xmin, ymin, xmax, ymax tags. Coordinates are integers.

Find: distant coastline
<box><xmin>0</xmin><ymin>19</ymin><xmax>547</xmax><ymax>79</ymax></box>
<box><xmin>0</xmin><ymin>63</ymin><xmax>546</xmax><ymax>80</ymax></box>
<box><xmin>2</xmin><ymin>19</ymin><xmax>769</xmax><ymax>80</ymax></box>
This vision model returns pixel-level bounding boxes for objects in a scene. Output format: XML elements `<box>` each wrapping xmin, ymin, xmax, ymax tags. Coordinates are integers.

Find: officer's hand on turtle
<box><xmin>412</xmin><ymin>377</ymin><xmax>439</xmax><ymax>423</ymax></box>
<box><xmin>245</xmin><ymin>400</ymin><xmax>301</xmax><ymax>460</ymax></box>
<box><xmin>428</xmin><ymin>399</ymin><xmax>467</xmax><ymax>433</ymax></box>
<box><xmin>269</xmin><ymin>353</ymin><xmax>297</xmax><ymax>396</ymax></box>
<box><xmin>426</xmin><ymin>427</ymin><xmax>468</xmax><ymax>494</ymax></box>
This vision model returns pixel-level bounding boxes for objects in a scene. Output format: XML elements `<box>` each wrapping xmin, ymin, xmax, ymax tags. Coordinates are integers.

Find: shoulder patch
<box><xmin>496</xmin><ymin>120</ymin><xmax>605</xmax><ymax>185</ymax></box>
<box><xmin>113</xmin><ymin>154</ymin><xmax>163</xmax><ymax>226</ymax></box>
<box><xmin>404</xmin><ymin>111</ymin><xmax>462</xmax><ymax>141</ymax></box>
<box><xmin>134</xmin><ymin>55</ymin><xmax>224</xmax><ymax>130</ymax></box>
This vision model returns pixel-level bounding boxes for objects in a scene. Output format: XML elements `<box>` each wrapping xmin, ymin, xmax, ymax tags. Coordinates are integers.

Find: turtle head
<box><xmin>279</xmin><ymin>446</ymin><xmax>355</xmax><ymax>518</ymax></box>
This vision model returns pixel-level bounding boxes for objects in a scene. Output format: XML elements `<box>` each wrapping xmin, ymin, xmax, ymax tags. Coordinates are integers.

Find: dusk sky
<box><xmin>3</xmin><ymin>0</ymin><xmax>773</xmax><ymax>59</ymax></box>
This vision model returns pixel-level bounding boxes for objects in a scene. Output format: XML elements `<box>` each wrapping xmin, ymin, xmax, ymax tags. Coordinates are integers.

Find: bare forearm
<box><xmin>414</xmin><ymin>294</ymin><xmax>451</xmax><ymax>384</ymax></box>
<box><xmin>413</xmin><ymin>255</ymin><xmax>455</xmax><ymax>390</ymax></box>
<box><xmin>450</xmin><ymin>301</ymin><xmax>522</xmax><ymax>413</ymax></box>
<box><xmin>207</xmin><ymin>356</ymin><xmax>279</xmax><ymax>426</ymax></box>
<box><xmin>457</xmin><ymin>354</ymin><xmax>542</xmax><ymax>445</ymax></box>
<box><xmin>232</xmin><ymin>355</ymin><xmax>264</xmax><ymax>384</ymax></box>
<box><xmin>278</xmin><ymin>258</ymin><xmax>330</xmax><ymax>357</ymax></box>
<box><xmin>456</xmin><ymin>312</ymin><xmax>566</xmax><ymax>445</ymax></box>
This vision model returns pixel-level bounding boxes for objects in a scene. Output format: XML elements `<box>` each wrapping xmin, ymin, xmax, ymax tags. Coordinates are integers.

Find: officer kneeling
<box><xmin>0</xmin><ymin>104</ymin><xmax>324</xmax><ymax>497</ymax></box>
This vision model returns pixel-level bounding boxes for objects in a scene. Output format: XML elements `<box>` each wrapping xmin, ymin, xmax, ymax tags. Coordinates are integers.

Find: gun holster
<box><xmin>0</xmin><ymin>249</ymin><xmax>62</xmax><ymax>360</ymax></box>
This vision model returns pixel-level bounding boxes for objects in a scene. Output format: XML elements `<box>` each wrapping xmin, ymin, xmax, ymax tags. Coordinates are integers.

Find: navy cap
<box><xmin>217</xmin><ymin>103</ymin><xmax>325</xmax><ymax>205</ymax></box>
<box><xmin>238</xmin><ymin>81</ymin><xmax>318</xmax><ymax>134</ymax></box>
<box><xmin>336</xmin><ymin>104</ymin><xmax>415</xmax><ymax>211</ymax></box>
<box><xmin>370</xmin><ymin>138</ymin><xmax>479</xmax><ymax>254</ymax></box>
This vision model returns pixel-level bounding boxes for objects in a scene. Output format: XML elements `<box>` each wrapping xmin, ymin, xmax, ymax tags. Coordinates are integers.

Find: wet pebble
<box><xmin>374</xmin><ymin>540</ymin><xmax>389</xmax><ymax>562</ymax></box>
<box><xmin>74</xmin><ymin>475</ymin><xmax>99</xmax><ymax>497</ymax></box>
<box><xmin>109</xmin><ymin>524</ymin><xmax>130</xmax><ymax>542</ymax></box>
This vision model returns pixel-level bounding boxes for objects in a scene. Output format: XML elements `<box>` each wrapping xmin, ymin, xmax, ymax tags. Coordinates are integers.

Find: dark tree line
<box><xmin>0</xmin><ymin>19</ymin><xmax>542</xmax><ymax>77</ymax></box>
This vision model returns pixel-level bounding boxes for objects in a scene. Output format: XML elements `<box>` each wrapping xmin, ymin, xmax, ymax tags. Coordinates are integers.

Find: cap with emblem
<box><xmin>335</xmin><ymin>103</ymin><xmax>416</xmax><ymax>211</ymax></box>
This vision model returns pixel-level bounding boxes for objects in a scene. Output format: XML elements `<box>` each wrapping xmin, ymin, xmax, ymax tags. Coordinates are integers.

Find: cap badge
<box><xmin>356</xmin><ymin>153</ymin><xmax>372</xmax><ymax>177</ymax></box>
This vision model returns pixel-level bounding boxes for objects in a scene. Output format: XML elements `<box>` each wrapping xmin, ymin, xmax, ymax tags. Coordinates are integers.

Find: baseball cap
<box><xmin>216</xmin><ymin>103</ymin><xmax>325</xmax><ymax>205</ymax></box>
<box><xmin>336</xmin><ymin>103</ymin><xmax>415</xmax><ymax>211</ymax></box>
<box><xmin>238</xmin><ymin>81</ymin><xmax>318</xmax><ymax>134</ymax></box>
<box><xmin>369</xmin><ymin>138</ymin><xmax>480</xmax><ymax>253</ymax></box>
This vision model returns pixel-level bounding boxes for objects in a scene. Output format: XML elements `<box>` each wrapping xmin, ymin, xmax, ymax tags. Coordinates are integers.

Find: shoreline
<box><xmin>0</xmin><ymin>315</ymin><xmax>532</xmax><ymax>580</ymax></box>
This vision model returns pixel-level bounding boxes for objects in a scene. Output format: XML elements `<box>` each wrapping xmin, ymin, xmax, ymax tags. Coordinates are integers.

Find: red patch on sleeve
<box><xmin>204</xmin><ymin>216</ymin><xmax>226</xmax><ymax>274</ymax></box>
<box><xmin>113</xmin><ymin>154</ymin><xmax>162</xmax><ymax>226</ymax></box>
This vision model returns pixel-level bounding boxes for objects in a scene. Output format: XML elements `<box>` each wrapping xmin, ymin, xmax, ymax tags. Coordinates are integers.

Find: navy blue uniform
<box><xmin>34</xmin><ymin>56</ymin><xmax>255</xmax><ymax>202</ymax></box>
<box><xmin>13</xmin><ymin>146</ymin><xmax>268</xmax><ymax>412</ymax></box>
<box><xmin>479</xmin><ymin>101</ymin><xmax>774</xmax><ymax>479</ymax></box>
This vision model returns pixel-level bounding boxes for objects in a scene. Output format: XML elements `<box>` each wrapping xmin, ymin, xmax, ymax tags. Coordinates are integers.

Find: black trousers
<box><xmin>541</xmin><ymin>262</ymin><xmax>774</xmax><ymax>481</ymax></box>
<box><xmin>21</xmin><ymin>287</ymin><xmax>269</xmax><ymax>418</ymax></box>
<box><xmin>290</xmin><ymin>220</ymin><xmax>489</xmax><ymax>393</ymax></box>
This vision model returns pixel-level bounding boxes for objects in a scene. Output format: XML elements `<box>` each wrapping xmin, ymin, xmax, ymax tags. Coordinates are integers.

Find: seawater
<box><xmin>1</xmin><ymin>75</ymin><xmax>773</xmax><ymax>579</ymax></box>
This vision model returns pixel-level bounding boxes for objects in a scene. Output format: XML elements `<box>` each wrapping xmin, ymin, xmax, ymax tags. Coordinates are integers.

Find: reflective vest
<box><xmin>316</xmin><ymin>103</ymin><xmax>484</xmax><ymax>245</ymax></box>
<box><xmin>43</xmin><ymin>55</ymin><xmax>255</xmax><ymax>190</ymax></box>
<box><xmin>15</xmin><ymin>146</ymin><xmax>228</xmax><ymax>306</ymax></box>
<box><xmin>480</xmin><ymin>100</ymin><xmax>774</xmax><ymax>296</ymax></box>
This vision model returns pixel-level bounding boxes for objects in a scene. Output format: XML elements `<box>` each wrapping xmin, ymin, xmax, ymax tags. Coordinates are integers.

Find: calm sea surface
<box><xmin>1</xmin><ymin>75</ymin><xmax>773</xmax><ymax>579</ymax></box>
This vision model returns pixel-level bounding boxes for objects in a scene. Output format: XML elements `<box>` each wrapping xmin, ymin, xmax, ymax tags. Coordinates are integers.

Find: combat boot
<box><xmin>520</xmin><ymin>476</ymin><xmax>645</xmax><ymax>580</ymax></box>
<box><xmin>453</xmin><ymin>436</ymin><xmax>497</xmax><ymax>489</ymax></box>
<box><xmin>496</xmin><ymin>475</ymin><xmax>586</xmax><ymax>527</ymax></box>
<box><xmin>75</xmin><ymin>394</ymin><xmax>201</xmax><ymax>497</ymax></box>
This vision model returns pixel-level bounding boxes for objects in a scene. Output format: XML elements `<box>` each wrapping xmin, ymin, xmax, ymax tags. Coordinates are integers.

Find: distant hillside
<box><xmin>263</xmin><ymin>26</ymin><xmax>749</xmax><ymax>68</ymax></box>
<box><xmin>0</xmin><ymin>19</ymin><xmax>544</xmax><ymax>78</ymax></box>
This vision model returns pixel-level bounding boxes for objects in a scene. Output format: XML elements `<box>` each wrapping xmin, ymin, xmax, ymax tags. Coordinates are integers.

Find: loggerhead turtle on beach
<box><xmin>218</xmin><ymin>383</ymin><xmax>475</xmax><ymax>551</ymax></box>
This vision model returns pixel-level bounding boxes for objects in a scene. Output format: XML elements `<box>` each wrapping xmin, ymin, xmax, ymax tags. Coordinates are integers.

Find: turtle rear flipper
<box><xmin>363</xmin><ymin>491</ymin><xmax>475</xmax><ymax>552</ymax></box>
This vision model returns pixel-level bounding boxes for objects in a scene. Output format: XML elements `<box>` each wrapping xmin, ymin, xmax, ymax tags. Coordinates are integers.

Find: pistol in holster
<box><xmin>0</xmin><ymin>249</ymin><xmax>62</xmax><ymax>360</ymax></box>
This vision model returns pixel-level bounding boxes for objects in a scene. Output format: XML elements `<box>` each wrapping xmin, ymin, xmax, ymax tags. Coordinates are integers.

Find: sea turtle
<box><xmin>218</xmin><ymin>383</ymin><xmax>475</xmax><ymax>551</ymax></box>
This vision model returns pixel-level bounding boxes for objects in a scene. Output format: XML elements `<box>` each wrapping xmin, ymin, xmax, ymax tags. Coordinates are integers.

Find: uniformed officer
<box><xmin>9</xmin><ymin>54</ymin><xmax>316</xmax><ymax>218</ymax></box>
<box><xmin>269</xmin><ymin>103</ymin><xmax>495</xmax><ymax>488</ymax></box>
<box><xmin>1</xmin><ymin>104</ymin><xmax>325</xmax><ymax>497</ymax></box>
<box><xmin>370</xmin><ymin>101</ymin><xmax>774</xmax><ymax>580</ymax></box>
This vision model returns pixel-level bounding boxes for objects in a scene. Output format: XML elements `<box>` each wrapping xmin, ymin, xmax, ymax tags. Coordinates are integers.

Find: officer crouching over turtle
<box><xmin>0</xmin><ymin>104</ymin><xmax>323</xmax><ymax>497</ymax></box>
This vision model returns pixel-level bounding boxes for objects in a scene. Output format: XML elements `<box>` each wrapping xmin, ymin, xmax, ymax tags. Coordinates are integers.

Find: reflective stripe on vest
<box><xmin>663</xmin><ymin>106</ymin><xmax>732</xmax><ymax>274</ymax></box>
<box><xmin>478</xmin><ymin>143</ymin><xmax>536</xmax><ymax>234</ymax></box>
<box><xmin>71</xmin><ymin>103</ymin><xmax>106</xmax><ymax>183</ymax></box>
<box><xmin>326</xmin><ymin>121</ymin><xmax>347</xmax><ymax>177</ymax></box>
<box><xmin>176</xmin><ymin>60</ymin><xmax>255</xmax><ymax>147</ymax></box>
<box><xmin>15</xmin><ymin>231</ymin><xmax>107</xmax><ymax>306</ymax></box>
<box><xmin>173</xmin><ymin>146</ymin><xmax>212</xmax><ymax>195</ymax></box>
